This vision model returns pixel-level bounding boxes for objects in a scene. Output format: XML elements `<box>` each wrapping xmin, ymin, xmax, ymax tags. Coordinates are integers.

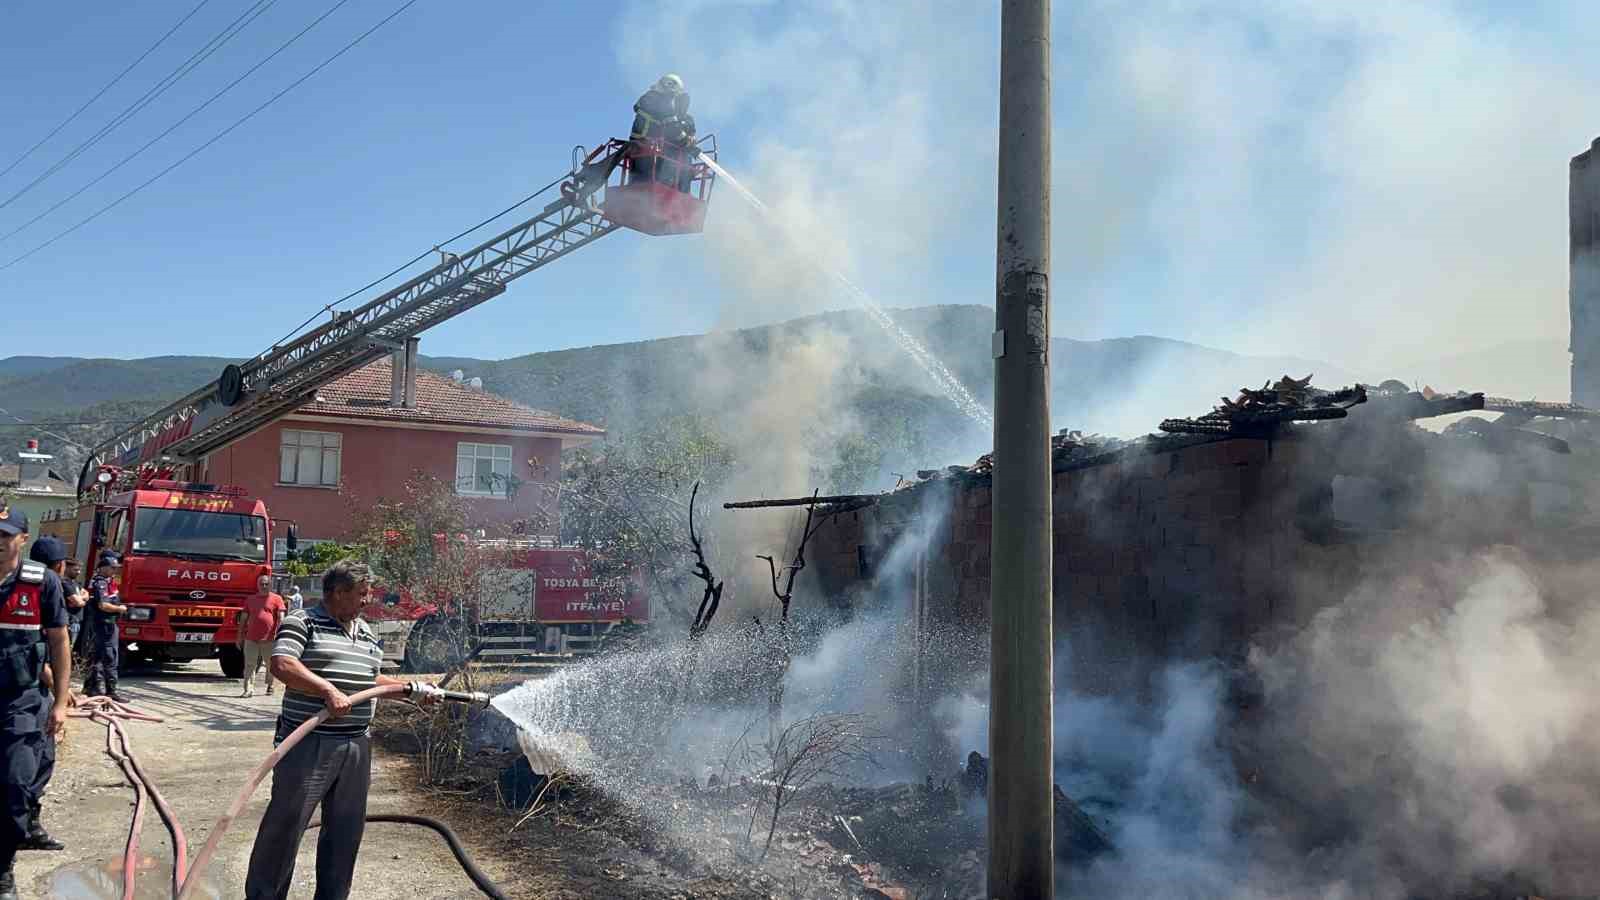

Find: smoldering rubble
<box><xmin>440</xmin><ymin>377</ymin><xmax>1600</xmax><ymax>900</ymax></box>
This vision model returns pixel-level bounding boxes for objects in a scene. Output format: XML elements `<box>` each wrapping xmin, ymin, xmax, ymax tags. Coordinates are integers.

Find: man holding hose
<box><xmin>244</xmin><ymin>560</ymin><xmax>439</xmax><ymax>900</ymax></box>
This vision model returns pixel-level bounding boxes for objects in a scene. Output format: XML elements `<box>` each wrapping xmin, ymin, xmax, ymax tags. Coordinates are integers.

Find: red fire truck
<box><xmin>360</xmin><ymin>541</ymin><xmax>649</xmax><ymax>672</ymax></box>
<box><xmin>42</xmin><ymin>469</ymin><xmax>296</xmax><ymax>677</ymax></box>
<box><xmin>51</xmin><ymin>132</ymin><xmax>715</xmax><ymax>674</ymax></box>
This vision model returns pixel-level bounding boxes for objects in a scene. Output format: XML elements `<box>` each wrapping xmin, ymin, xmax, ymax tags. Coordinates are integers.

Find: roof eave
<box><xmin>288</xmin><ymin>409</ymin><xmax>605</xmax><ymax>440</ymax></box>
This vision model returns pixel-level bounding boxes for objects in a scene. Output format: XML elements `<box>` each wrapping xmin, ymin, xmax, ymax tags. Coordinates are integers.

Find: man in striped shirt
<box><xmin>244</xmin><ymin>560</ymin><xmax>436</xmax><ymax>900</ymax></box>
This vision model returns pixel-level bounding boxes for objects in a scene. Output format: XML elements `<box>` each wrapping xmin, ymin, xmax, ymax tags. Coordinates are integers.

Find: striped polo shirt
<box><xmin>271</xmin><ymin>605</ymin><xmax>383</xmax><ymax>739</ymax></box>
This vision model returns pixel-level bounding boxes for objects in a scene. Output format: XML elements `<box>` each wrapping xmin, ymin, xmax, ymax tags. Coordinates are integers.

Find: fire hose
<box><xmin>71</xmin><ymin>684</ymin><xmax>505</xmax><ymax>900</ymax></box>
<box><xmin>71</xmin><ymin>696</ymin><xmax>180</xmax><ymax>900</ymax></box>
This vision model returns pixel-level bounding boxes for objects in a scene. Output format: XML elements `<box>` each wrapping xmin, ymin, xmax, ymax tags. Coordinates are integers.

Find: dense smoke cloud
<box><xmin>1238</xmin><ymin>550</ymin><xmax>1600</xmax><ymax>897</ymax></box>
<box><xmin>919</xmin><ymin>548</ymin><xmax>1600</xmax><ymax>898</ymax></box>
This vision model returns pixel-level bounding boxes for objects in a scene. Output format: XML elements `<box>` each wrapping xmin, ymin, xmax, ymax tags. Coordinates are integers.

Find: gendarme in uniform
<box><xmin>0</xmin><ymin>507</ymin><xmax>67</xmax><ymax>900</ymax></box>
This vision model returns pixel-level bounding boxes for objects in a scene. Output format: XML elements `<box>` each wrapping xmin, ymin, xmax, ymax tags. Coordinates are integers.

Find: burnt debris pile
<box><xmin>1160</xmin><ymin>374</ymin><xmax>1368</xmax><ymax>436</ymax></box>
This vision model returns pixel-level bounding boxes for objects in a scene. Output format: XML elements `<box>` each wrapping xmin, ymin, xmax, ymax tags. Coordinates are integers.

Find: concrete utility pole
<box><xmin>989</xmin><ymin>0</ymin><xmax>1054</xmax><ymax>897</ymax></box>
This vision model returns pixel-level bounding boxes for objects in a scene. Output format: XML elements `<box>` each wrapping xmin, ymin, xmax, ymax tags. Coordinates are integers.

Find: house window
<box><xmin>280</xmin><ymin>430</ymin><xmax>341</xmax><ymax>487</ymax></box>
<box><xmin>456</xmin><ymin>442</ymin><xmax>513</xmax><ymax>497</ymax></box>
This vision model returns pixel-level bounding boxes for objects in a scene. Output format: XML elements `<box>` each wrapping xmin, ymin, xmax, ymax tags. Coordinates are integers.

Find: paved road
<box><xmin>14</xmin><ymin>662</ymin><xmax>514</xmax><ymax>899</ymax></box>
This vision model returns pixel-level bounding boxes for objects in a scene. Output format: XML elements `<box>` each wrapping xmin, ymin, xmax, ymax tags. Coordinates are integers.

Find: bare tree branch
<box><xmin>742</xmin><ymin>713</ymin><xmax>882</xmax><ymax>860</ymax></box>
<box><xmin>688</xmin><ymin>481</ymin><xmax>724</xmax><ymax>639</ymax></box>
<box><xmin>754</xmin><ymin>489</ymin><xmax>823</xmax><ymax>623</ymax></box>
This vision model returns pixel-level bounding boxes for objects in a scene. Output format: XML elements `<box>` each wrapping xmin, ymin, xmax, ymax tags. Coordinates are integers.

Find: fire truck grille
<box><xmin>163</xmin><ymin>597</ymin><xmax>239</xmax><ymax>625</ymax></box>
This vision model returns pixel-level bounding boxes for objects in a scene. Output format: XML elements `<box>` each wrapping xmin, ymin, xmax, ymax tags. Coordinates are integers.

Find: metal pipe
<box><xmin>990</xmin><ymin>0</ymin><xmax>1055</xmax><ymax>896</ymax></box>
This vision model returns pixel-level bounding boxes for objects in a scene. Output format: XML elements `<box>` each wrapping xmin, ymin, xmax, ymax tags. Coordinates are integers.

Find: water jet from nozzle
<box><xmin>696</xmin><ymin>154</ymin><xmax>994</xmax><ymax>429</ymax></box>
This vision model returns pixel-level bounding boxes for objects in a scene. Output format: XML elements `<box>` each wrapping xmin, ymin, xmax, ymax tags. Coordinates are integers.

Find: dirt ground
<box><xmin>11</xmin><ymin>662</ymin><xmax>531</xmax><ymax>900</ymax></box>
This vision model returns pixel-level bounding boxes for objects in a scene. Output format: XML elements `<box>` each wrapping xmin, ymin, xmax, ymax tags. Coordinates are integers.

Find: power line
<box><xmin>1</xmin><ymin>0</ymin><xmax>353</xmax><ymax>244</ymax></box>
<box><xmin>0</xmin><ymin>0</ymin><xmax>422</xmax><ymax>272</ymax></box>
<box><xmin>0</xmin><ymin>0</ymin><xmax>276</xmax><ymax>212</ymax></box>
<box><xmin>258</xmin><ymin>174</ymin><xmax>570</xmax><ymax>357</ymax></box>
<box><xmin>0</xmin><ymin>406</ymin><xmax>96</xmax><ymax>452</ymax></box>
<box><xmin>0</xmin><ymin>421</ymin><xmax>142</xmax><ymax>427</ymax></box>
<box><xmin>0</xmin><ymin>0</ymin><xmax>214</xmax><ymax>182</ymax></box>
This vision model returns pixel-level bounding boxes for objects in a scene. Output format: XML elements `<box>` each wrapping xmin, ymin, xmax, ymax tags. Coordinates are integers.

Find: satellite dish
<box><xmin>76</xmin><ymin>456</ymin><xmax>99</xmax><ymax>495</ymax></box>
<box><xmin>217</xmin><ymin>364</ymin><xmax>246</xmax><ymax>407</ymax></box>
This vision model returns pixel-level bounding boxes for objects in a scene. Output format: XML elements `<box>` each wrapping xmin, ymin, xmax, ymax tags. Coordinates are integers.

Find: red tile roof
<box><xmin>294</xmin><ymin>358</ymin><xmax>603</xmax><ymax>437</ymax></box>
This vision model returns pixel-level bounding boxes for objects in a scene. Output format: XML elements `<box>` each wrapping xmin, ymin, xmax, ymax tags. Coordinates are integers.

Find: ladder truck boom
<box><xmin>78</xmin><ymin>135</ymin><xmax>716</xmax><ymax>495</ymax></box>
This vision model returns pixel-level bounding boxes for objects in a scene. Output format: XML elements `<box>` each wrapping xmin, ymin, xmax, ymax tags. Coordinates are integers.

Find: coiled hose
<box><xmin>75</xmin><ymin>687</ymin><xmax>506</xmax><ymax>899</ymax></box>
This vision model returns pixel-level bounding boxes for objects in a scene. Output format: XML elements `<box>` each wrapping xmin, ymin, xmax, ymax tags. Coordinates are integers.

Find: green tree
<box><xmin>282</xmin><ymin>540</ymin><xmax>362</xmax><ymax>577</ymax></box>
<box><xmin>560</xmin><ymin>415</ymin><xmax>735</xmax><ymax>627</ymax></box>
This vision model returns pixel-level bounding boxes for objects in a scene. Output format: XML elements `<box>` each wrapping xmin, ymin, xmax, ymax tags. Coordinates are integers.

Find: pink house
<box><xmin>198</xmin><ymin>357</ymin><xmax>602</xmax><ymax>546</ymax></box>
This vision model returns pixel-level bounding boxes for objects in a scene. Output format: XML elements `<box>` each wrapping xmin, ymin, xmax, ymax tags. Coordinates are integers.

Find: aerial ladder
<box><xmin>75</xmin><ymin>135</ymin><xmax>717</xmax><ymax>495</ymax></box>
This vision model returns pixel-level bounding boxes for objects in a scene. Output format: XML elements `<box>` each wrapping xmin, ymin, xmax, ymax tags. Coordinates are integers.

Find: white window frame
<box><xmin>456</xmin><ymin>442</ymin><xmax>514</xmax><ymax>498</ymax></box>
<box><xmin>279</xmin><ymin>429</ymin><xmax>342</xmax><ymax>488</ymax></box>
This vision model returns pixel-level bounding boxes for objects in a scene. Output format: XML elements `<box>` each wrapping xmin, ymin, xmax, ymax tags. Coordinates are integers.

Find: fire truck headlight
<box><xmin>127</xmin><ymin>607</ymin><xmax>154</xmax><ymax>622</ymax></box>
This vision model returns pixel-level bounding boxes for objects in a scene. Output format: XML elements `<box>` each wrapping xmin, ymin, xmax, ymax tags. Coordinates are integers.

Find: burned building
<box><xmin>778</xmin><ymin>381</ymin><xmax>1600</xmax><ymax>699</ymax></box>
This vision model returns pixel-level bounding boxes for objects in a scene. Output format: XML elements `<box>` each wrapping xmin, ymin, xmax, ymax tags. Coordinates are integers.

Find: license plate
<box><xmin>174</xmin><ymin>632</ymin><xmax>214</xmax><ymax>643</ymax></box>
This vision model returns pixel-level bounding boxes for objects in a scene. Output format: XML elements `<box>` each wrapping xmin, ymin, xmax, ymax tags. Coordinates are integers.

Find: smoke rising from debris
<box><xmin>910</xmin><ymin>548</ymin><xmax>1600</xmax><ymax>899</ymax></box>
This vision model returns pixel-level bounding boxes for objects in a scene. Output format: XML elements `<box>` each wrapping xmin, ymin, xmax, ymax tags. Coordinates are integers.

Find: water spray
<box><xmin>696</xmin><ymin>154</ymin><xmax>995</xmax><ymax>429</ymax></box>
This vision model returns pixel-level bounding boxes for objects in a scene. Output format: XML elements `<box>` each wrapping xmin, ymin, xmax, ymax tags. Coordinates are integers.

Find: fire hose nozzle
<box><xmin>440</xmin><ymin>689</ymin><xmax>492</xmax><ymax>708</ymax></box>
<box><xmin>406</xmin><ymin>681</ymin><xmax>491</xmax><ymax>708</ymax></box>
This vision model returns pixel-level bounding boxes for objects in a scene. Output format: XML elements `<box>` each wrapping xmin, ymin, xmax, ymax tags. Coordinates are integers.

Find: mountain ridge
<box><xmin>12</xmin><ymin>305</ymin><xmax>1563</xmax><ymax>489</ymax></box>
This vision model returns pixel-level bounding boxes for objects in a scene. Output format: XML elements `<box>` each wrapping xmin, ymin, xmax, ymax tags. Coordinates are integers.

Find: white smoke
<box><xmin>615</xmin><ymin>0</ymin><xmax>1596</xmax><ymax>407</ymax></box>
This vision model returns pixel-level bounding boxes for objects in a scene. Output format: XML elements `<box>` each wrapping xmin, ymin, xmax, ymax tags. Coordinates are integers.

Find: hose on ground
<box><xmin>75</xmin><ymin>686</ymin><xmax>508</xmax><ymax>900</ymax></box>
<box><xmin>305</xmin><ymin>815</ymin><xmax>509</xmax><ymax>900</ymax></box>
<box><xmin>180</xmin><ymin>683</ymin><xmax>507</xmax><ymax>900</ymax></box>
<box><xmin>72</xmin><ymin>695</ymin><xmax>184</xmax><ymax>900</ymax></box>
<box><xmin>179</xmin><ymin>683</ymin><xmax>408</xmax><ymax>897</ymax></box>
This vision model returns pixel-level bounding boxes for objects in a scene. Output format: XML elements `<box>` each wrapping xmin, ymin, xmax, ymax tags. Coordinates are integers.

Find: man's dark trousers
<box><xmin>243</xmin><ymin>732</ymin><xmax>371</xmax><ymax>900</ymax></box>
<box><xmin>0</xmin><ymin>727</ymin><xmax>42</xmax><ymax>878</ymax></box>
<box><xmin>87</xmin><ymin>631</ymin><xmax>117</xmax><ymax>696</ymax></box>
<box><xmin>26</xmin><ymin>729</ymin><xmax>52</xmax><ymax>829</ymax></box>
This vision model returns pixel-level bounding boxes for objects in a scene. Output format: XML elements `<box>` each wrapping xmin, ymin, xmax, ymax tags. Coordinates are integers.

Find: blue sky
<box><xmin>2</xmin><ymin>1</ymin><xmax>1597</xmax><ymax>372</ymax></box>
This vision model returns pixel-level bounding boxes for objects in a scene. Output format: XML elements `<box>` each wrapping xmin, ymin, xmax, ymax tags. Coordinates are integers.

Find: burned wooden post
<box><xmin>753</xmin><ymin>489</ymin><xmax>824</xmax><ymax>730</ymax></box>
<box><xmin>687</xmin><ymin>481</ymin><xmax>724</xmax><ymax>639</ymax></box>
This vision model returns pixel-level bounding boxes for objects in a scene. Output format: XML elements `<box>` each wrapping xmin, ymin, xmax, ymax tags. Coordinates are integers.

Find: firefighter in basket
<box><xmin>629</xmin><ymin>73</ymin><xmax>697</xmax><ymax>191</ymax></box>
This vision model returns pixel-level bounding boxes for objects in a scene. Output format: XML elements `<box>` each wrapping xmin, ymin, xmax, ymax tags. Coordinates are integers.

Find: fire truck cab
<box><xmin>44</xmin><ymin>475</ymin><xmax>294</xmax><ymax>677</ymax></box>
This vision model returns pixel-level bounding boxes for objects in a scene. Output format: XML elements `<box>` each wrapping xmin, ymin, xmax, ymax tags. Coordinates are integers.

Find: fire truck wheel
<box><xmin>218</xmin><ymin>645</ymin><xmax>245</xmax><ymax>679</ymax></box>
<box><xmin>403</xmin><ymin>616</ymin><xmax>463</xmax><ymax>675</ymax></box>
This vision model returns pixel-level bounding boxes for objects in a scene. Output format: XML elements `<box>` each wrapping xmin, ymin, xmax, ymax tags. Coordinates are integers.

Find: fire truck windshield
<box><xmin>131</xmin><ymin>507</ymin><xmax>269</xmax><ymax>563</ymax></box>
